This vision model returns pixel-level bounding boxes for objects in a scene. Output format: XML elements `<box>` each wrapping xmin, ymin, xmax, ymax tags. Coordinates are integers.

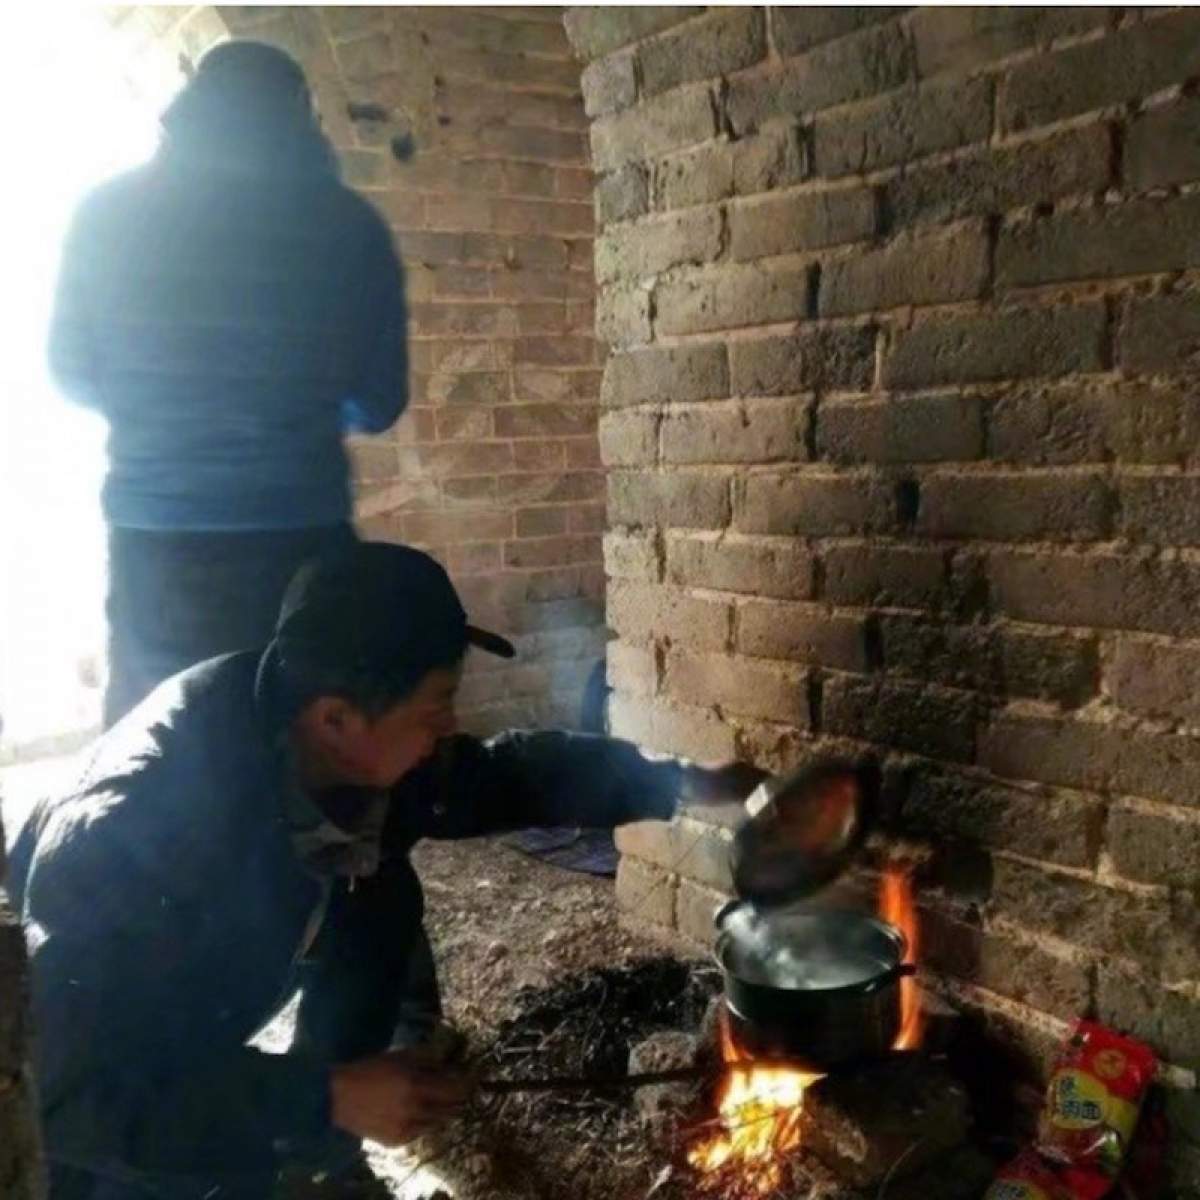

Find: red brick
<box><xmin>736</xmin><ymin>472</ymin><xmax>897</xmax><ymax>537</ymax></box>
<box><xmin>493</xmin><ymin>198</ymin><xmax>594</xmax><ymax>238</ymax></box>
<box><xmin>445</xmin><ymin>541</ymin><xmax>503</xmax><ymax>576</ymax></box>
<box><xmin>814</xmin><ymin>76</ymin><xmax>992</xmax><ymax>178</ymax></box>
<box><xmin>608</xmin><ymin>469</ymin><xmax>731</xmax><ymax>529</ymax></box>
<box><xmin>569</xmin><ymin>504</ymin><xmax>606</xmax><ymax>535</ymax></box>
<box><xmin>660</xmin><ymin>400</ymin><xmax>808</xmax><ymax>465</ymax></box>
<box><xmin>512</xmin><ymin>440</ymin><xmax>566</xmax><ymax>471</ymax></box>
<box><xmin>730</xmin><ymin>326</ymin><xmax>877</xmax><ymax>396</ymax></box>
<box><xmin>664</xmin><ymin>650</ymin><xmax>810</xmax><ymax>725</ymax></box>
<box><xmin>979</xmin><ymin>712</ymin><xmax>1200</xmax><ymax>809</ymax></box>
<box><xmin>417</xmin><ymin>441</ymin><xmax>515</xmax><ymax>478</ymax></box>
<box><xmin>730</xmin><ymin>188</ymin><xmax>877</xmax><ymax>261</ymax></box>
<box><xmin>918</xmin><ymin>470</ymin><xmax>1111</xmax><ymax>541</ymax></box>
<box><xmin>504</xmin><ymin>535</ymin><xmax>600</xmax><ymax>569</ymax></box>
<box><xmin>1001</xmin><ymin>9</ymin><xmax>1200</xmax><ymax>134</ymax></box>
<box><xmin>737</xmin><ymin>603</ymin><xmax>868</xmax><ymax>671</ymax></box>
<box><xmin>433</xmin><ymin>407</ymin><xmax>494</xmax><ymax>441</ymax></box>
<box><xmin>514</xmin><ymin>368</ymin><xmax>602</xmax><ymax>404</ymax></box>
<box><xmin>494</xmin><ymin>405</ymin><xmax>597</xmax><ymax>439</ymax></box>
<box><xmin>665</xmin><ymin>532</ymin><xmax>814</xmax><ymax>600</ymax></box>
<box><xmin>515</xmin><ymin>507</ymin><xmax>568</xmax><ymax>538</ymax></box>
<box><xmin>823</xmin><ymin>675</ymin><xmax>978</xmax><ymax>762</ymax></box>
<box><xmin>883</xmin><ymin>305</ymin><xmax>1106</xmax><ymax>389</ymax></box>
<box><xmin>404</xmin><ymin>509</ymin><xmax>513</xmax><ymax>543</ymax></box>
<box><xmin>496</xmin><ymin>470</ymin><xmax>604</xmax><ymax>505</ymax></box>
<box><xmin>608</xmin><ymin>581</ymin><xmax>731</xmax><ymax>651</ymax></box>
<box><xmin>515</xmin><ymin>335</ymin><xmax>597</xmax><ymax>368</ymax></box>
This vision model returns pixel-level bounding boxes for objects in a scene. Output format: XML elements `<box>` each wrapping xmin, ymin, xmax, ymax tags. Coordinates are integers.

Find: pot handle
<box><xmin>859</xmin><ymin>962</ymin><xmax>917</xmax><ymax>994</ymax></box>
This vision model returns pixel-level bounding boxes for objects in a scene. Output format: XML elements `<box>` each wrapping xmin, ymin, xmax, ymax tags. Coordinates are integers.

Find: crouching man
<box><xmin>6</xmin><ymin>542</ymin><xmax>751</xmax><ymax>1200</ymax></box>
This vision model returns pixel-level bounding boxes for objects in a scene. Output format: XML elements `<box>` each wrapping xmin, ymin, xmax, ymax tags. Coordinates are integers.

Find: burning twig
<box><xmin>481</xmin><ymin>1063</ymin><xmax>712</xmax><ymax>1096</ymax></box>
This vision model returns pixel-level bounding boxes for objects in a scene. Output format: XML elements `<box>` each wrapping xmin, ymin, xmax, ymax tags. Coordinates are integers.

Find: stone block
<box><xmin>997</xmin><ymin>196</ymin><xmax>1200</xmax><ymax>290</ymax></box>
<box><xmin>822</xmin><ymin>675</ymin><xmax>978</xmax><ymax>762</ymax></box>
<box><xmin>639</xmin><ymin>7</ymin><xmax>766</xmax><ymax>96</ymax></box>
<box><xmin>883</xmin><ymin>304</ymin><xmax>1106</xmax><ymax>389</ymax></box>
<box><xmin>1120</xmin><ymin>291</ymin><xmax>1200</xmax><ymax>375</ymax></box>
<box><xmin>596</xmin><ymin>282</ymin><xmax>653</xmax><ymax>347</ymax></box>
<box><xmin>730</xmin><ymin>327</ymin><xmax>877</xmax><ymax>396</ymax></box>
<box><xmin>1001</xmin><ymin>9</ymin><xmax>1200</xmax><ymax>133</ymax></box>
<box><xmin>900</xmin><ymin>766</ymin><xmax>1102</xmax><ymax>868</ymax></box>
<box><xmin>665</xmin><ymin>532</ymin><xmax>815</xmax><ymax>599</ymax></box>
<box><xmin>595</xmin><ymin>164</ymin><xmax>650</xmax><ymax>226</ymax></box>
<box><xmin>813</xmin><ymin>76</ymin><xmax>992</xmax><ymax>178</ymax></box>
<box><xmin>1110</xmin><ymin>637</ymin><xmax>1200</xmax><ymax>724</ymax></box>
<box><xmin>1127</xmin><ymin>95</ymin><xmax>1200</xmax><ymax>190</ymax></box>
<box><xmin>660</xmin><ymin>399</ymin><xmax>808</xmax><ymax>466</ymax></box>
<box><xmin>608</xmin><ymin>469</ymin><xmax>731</xmax><ymax>529</ymax></box>
<box><xmin>581</xmin><ymin>50</ymin><xmax>637</xmax><ymax>118</ymax></box>
<box><xmin>986</xmin><ymin>385</ymin><xmax>1109</xmax><ymax>465</ymax></box>
<box><xmin>609</xmin><ymin>693</ymin><xmax>737</xmax><ymax>762</ymax></box>
<box><xmin>911</xmin><ymin>6</ymin><xmax>1112</xmax><ymax>78</ymax></box>
<box><xmin>590</xmin><ymin>85</ymin><xmax>717</xmax><ymax>171</ymax></box>
<box><xmin>596</xmin><ymin>205</ymin><xmax>723</xmax><ymax>283</ymax></box>
<box><xmin>607</xmin><ymin>581</ymin><xmax>731</xmax><ymax>651</ymax></box>
<box><xmin>885</xmin><ymin>123</ymin><xmax>1112</xmax><ymax>231</ymax></box>
<box><xmin>820</xmin><ymin>221</ymin><xmax>990</xmax><ymax>316</ymax></box>
<box><xmin>817</xmin><ymin>394</ymin><xmax>983</xmax><ymax>464</ymax></box>
<box><xmin>978</xmin><ymin>712</ymin><xmax>1200</xmax><ymax>809</ymax></box>
<box><xmin>664</xmin><ymin>649</ymin><xmax>810</xmax><ymax>725</ymax></box>
<box><xmin>728</xmin><ymin>19</ymin><xmax>915</xmax><ymax>134</ymax></box>
<box><xmin>602</xmin><ymin>344</ymin><xmax>730</xmax><ymax>407</ymax></box>
<box><xmin>655</xmin><ymin>262</ymin><xmax>814</xmax><ymax>336</ymax></box>
<box><xmin>988</xmin><ymin>548</ymin><xmax>1200</xmax><ymax>639</ymax></box>
<box><xmin>732</xmin><ymin>124</ymin><xmax>809</xmax><ymax>196</ymax></box>
<box><xmin>735</xmin><ymin>472</ymin><xmax>898</xmax><ymax>537</ymax></box>
<box><xmin>821</xmin><ymin>544</ymin><xmax>949</xmax><ymax>610</ymax></box>
<box><xmin>603</xmin><ymin>531</ymin><xmax>662</xmax><ymax>581</ymax></box>
<box><xmin>730</xmin><ymin>188</ymin><xmax>877</xmax><ymax>261</ymax></box>
<box><xmin>599</xmin><ymin>409</ymin><xmax>658</xmax><ymax>467</ymax></box>
<box><xmin>606</xmin><ymin>640</ymin><xmax>658</xmax><ymax>698</ymax></box>
<box><xmin>771</xmin><ymin>7</ymin><xmax>906</xmax><ymax>58</ymax></box>
<box><xmin>800</xmin><ymin>1057</ymin><xmax>971</xmax><ymax>1188</ymax></box>
<box><xmin>654</xmin><ymin>141</ymin><xmax>733</xmax><ymax>211</ymax></box>
<box><xmin>737</xmin><ymin>604</ymin><xmax>869</xmax><ymax>672</ymax></box>
<box><xmin>564</xmin><ymin>6</ymin><xmax>703</xmax><ymax>60</ymax></box>
<box><xmin>675</xmin><ymin>876</ymin><xmax>728</xmax><ymax>946</ymax></box>
<box><xmin>1118</xmin><ymin>475</ymin><xmax>1200</xmax><ymax>545</ymax></box>
<box><xmin>916</xmin><ymin>470</ymin><xmax>1111</xmax><ymax>541</ymax></box>
<box><xmin>1108</xmin><ymin>803</ymin><xmax>1200</xmax><ymax>889</ymax></box>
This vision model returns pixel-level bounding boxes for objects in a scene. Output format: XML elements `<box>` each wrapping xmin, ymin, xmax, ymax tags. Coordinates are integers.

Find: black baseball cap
<box><xmin>268</xmin><ymin>542</ymin><xmax>514</xmax><ymax>695</ymax></box>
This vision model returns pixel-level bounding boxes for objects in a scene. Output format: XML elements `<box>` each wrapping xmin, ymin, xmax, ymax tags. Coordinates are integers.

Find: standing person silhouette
<box><xmin>48</xmin><ymin>40</ymin><xmax>407</xmax><ymax>729</ymax></box>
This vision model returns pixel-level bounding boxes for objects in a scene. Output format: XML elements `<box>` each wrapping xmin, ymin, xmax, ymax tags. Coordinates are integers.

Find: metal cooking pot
<box><xmin>714</xmin><ymin>901</ymin><xmax>915</xmax><ymax>1071</ymax></box>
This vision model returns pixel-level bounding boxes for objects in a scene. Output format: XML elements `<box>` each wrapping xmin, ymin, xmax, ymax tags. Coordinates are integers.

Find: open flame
<box><xmin>686</xmin><ymin>1015</ymin><xmax>822</xmax><ymax>1195</ymax></box>
<box><xmin>688</xmin><ymin>867</ymin><xmax>923</xmax><ymax>1191</ymax></box>
<box><xmin>879</xmin><ymin>864</ymin><xmax>923</xmax><ymax>1052</ymax></box>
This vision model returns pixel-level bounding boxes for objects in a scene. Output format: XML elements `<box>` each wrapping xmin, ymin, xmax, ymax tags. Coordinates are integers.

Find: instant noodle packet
<box><xmin>1037</xmin><ymin>1021</ymin><xmax>1158</xmax><ymax>1177</ymax></box>
<box><xmin>984</xmin><ymin>1150</ymin><xmax>1084</xmax><ymax>1200</ymax></box>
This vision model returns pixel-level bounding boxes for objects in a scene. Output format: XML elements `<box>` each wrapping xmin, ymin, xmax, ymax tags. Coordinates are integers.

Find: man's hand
<box><xmin>680</xmin><ymin>761</ymin><xmax>769</xmax><ymax>807</ymax></box>
<box><xmin>329</xmin><ymin>1049</ymin><xmax>475</xmax><ymax>1146</ymax></box>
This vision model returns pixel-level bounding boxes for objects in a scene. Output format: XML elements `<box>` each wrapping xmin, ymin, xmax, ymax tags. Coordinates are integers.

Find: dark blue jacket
<box><xmin>48</xmin><ymin>143</ymin><xmax>407</xmax><ymax>532</ymax></box>
<box><xmin>5</xmin><ymin>653</ymin><xmax>681</xmax><ymax>1185</ymax></box>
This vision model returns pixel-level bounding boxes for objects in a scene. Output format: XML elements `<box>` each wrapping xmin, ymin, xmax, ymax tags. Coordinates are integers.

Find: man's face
<box><xmin>297</xmin><ymin>664</ymin><xmax>463</xmax><ymax>790</ymax></box>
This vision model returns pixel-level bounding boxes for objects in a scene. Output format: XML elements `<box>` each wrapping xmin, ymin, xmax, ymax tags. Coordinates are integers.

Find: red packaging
<box><xmin>983</xmin><ymin>1149</ymin><xmax>1109</xmax><ymax>1200</ymax></box>
<box><xmin>1037</xmin><ymin>1021</ymin><xmax>1158</xmax><ymax>1178</ymax></box>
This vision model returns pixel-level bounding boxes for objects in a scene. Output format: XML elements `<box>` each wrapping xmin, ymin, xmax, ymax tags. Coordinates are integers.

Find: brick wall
<box><xmin>568</xmin><ymin>5</ymin><xmax>1200</xmax><ymax>1178</ymax></box>
<box><xmin>114</xmin><ymin>5</ymin><xmax>605</xmax><ymax>733</ymax></box>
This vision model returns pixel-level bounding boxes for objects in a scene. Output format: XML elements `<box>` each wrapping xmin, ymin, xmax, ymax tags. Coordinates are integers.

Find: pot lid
<box><xmin>730</xmin><ymin>756</ymin><xmax>878</xmax><ymax>906</ymax></box>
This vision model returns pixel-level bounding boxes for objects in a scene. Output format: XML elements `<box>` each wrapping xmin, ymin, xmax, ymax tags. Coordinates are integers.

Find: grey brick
<box><xmin>730</xmin><ymin>326</ymin><xmax>878</xmax><ymax>395</ymax></box>
<box><xmin>736</xmin><ymin>471</ymin><xmax>898</xmax><ymax>536</ymax></box>
<box><xmin>591</xmin><ymin>85</ymin><xmax>717</xmax><ymax>171</ymax></box>
<box><xmin>818</xmin><ymin>394</ymin><xmax>983</xmax><ymax>464</ymax></box>
<box><xmin>731</xmin><ymin>188</ymin><xmax>877</xmax><ymax>261</ymax></box>
<box><xmin>1121</xmin><ymin>292</ymin><xmax>1200</xmax><ymax>375</ymax></box>
<box><xmin>639</xmin><ymin>7</ymin><xmax>766</xmax><ymax>96</ymax></box>
<box><xmin>655</xmin><ymin>262</ymin><xmax>813</xmax><ymax>336</ymax></box>
<box><xmin>581</xmin><ymin>50</ymin><xmax>637</xmax><ymax>118</ymax></box>
<box><xmin>653</xmin><ymin>141</ymin><xmax>733</xmax><ymax>211</ymax></box>
<box><xmin>564</xmin><ymin>6</ymin><xmax>703</xmax><ymax>60</ymax></box>
<box><xmin>602</xmin><ymin>344</ymin><xmax>729</xmax><ymax>407</ymax></box>
<box><xmin>1127</xmin><ymin>95</ymin><xmax>1200</xmax><ymax>190</ymax></box>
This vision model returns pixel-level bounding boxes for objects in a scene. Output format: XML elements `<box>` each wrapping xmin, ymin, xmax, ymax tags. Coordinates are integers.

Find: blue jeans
<box><xmin>103</xmin><ymin>525</ymin><xmax>355</xmax><ymax>728</ymax></box>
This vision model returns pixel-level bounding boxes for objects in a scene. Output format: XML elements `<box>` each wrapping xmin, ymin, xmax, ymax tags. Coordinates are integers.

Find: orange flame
<box><xmin>879</xmin><ymin>865</ymin><xmax>923</xmax><ymax>1051</ymax></box>
<box><xmin>687</xmin><ymin>1015</ymin><xmax>822</xmax><ymax>1194</ymax></box>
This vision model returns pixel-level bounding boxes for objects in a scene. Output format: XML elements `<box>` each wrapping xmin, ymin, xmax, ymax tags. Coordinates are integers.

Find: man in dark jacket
<box><xmin>6</xmin><ymin>543</ymin><xmax>745</xmax><ymax>1200</ymax></box>
<box><xmin>48</xmin><ymin>41</ymin><xmax>407</xmax><ymax>728</ymax></box>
